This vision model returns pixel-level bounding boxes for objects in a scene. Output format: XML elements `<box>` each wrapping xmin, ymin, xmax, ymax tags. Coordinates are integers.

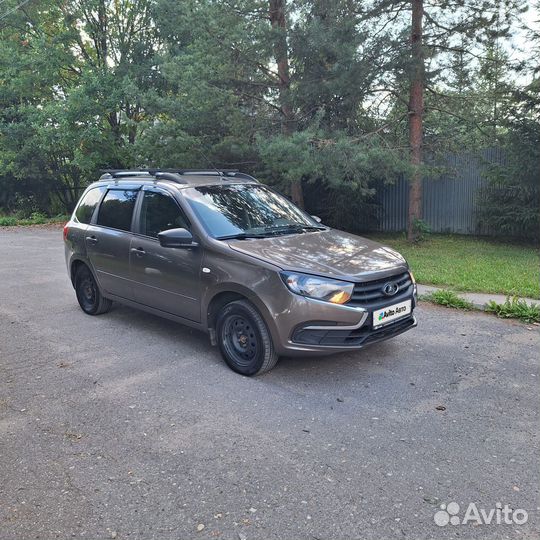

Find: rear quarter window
<box><xmin>96</xmin><ymin>189</ymin><xmax>138</xmax><ymax>232</ymax></box>
<box><xmin>74</xmin><ymin>187</ymin><xmax>106</xmax><ymax>224</ymax></box>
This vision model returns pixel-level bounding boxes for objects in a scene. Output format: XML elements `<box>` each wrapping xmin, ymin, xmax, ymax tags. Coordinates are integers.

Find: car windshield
<box><xmin>182</xmin><ymin>184</ymin><xmax>324</xmax><ymax>239</ymax></box>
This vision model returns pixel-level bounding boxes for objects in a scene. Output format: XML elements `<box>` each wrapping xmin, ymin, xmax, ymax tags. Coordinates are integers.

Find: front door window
<box><xmin>139</xmin><ymin>191</ymin><xmax>189</xmax><ymax>237</ymax></box>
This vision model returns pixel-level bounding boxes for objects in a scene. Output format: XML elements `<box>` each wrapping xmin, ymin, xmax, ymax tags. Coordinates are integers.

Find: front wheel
<box><xmin>216</xmin><ymin>300</ymin><xmax>279</xmax><ymax>376</ymax></box>
<box><xmin>75</xmin><ymin>265</ymin><xmax>112</xmax><ymax>315</ymax></box>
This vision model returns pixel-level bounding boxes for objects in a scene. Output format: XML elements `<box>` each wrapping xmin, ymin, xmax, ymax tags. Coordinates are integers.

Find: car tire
<box><xmin>216</xmin><ymin>299</ymin><xmax>279</xmax><ymax>376</ymax></box>
<box><xmin>75</xmin><ymin>265</ymin><xmax>112</xmax><ymax>315</ymax></box>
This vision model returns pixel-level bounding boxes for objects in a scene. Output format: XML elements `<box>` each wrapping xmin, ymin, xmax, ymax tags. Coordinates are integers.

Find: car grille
<box><xmin>347</xmin><ymin>270</ymin><xmax>413</xmax><ymax>309</ymax></box>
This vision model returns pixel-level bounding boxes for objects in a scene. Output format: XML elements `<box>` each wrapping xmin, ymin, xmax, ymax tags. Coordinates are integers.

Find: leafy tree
<box><xmin>0</xmin><ymin>0</ymin><xmax>162</xmax><ymax>211</ymax></box>
<box><xmin>477</xmin><ymin>21</ymin><xmax>540</xmax><ymax>239</ymax></box>
<box><xmin>0</xmin><ymin>0</ymin><xmax>536</xmax><ymax>239</ymax></box>
<box><xmin>259</xmin><ymin>0</ymin><xmax>412</xmax><ymax>210</ymax></box>
<box><xmin>361</xmin><ymin>0</ymin><xmax>529</xmax><ymax>240</ymax></box>
<box><xmin>143</xmin><ymin>0</ymin><xmax>266</xmax><ymax>171</ymax></box>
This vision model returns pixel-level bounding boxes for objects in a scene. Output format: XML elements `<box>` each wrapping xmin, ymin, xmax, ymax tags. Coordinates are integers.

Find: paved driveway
<box><xmin>0</xmin><ymin>227</ymin><xmax>538</xmax><ymax>539</ymax></box>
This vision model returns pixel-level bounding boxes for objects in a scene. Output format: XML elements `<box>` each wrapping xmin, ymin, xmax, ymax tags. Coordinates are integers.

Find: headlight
<box><xmin>281</xmin><ymin>272</ymin><xmax>354</xmax><ymax>304</ymax></box>
<box><xmin>410</xmin><ymin>271</ymin><xmax>418</xmax><ymax>297</ymax></box>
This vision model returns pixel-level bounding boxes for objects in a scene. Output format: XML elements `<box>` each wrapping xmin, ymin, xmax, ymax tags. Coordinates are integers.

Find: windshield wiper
<box><xmin>298</xmin><ymin>224</ymin><xmax>326</xmax><ymax>231</ymax></box>
<box><xmin>216</xmin><ymin>223</ymin><xmax>326</xmax><ymax>240</ymax></box>
<box><xmin>263</xmin><ymin>224</ymin><xmax>326</xmax><ymax>235</ymax></box>
<box><xmin>216</xmin><ymin>232</ymin><xmax>270</xmax><ymax>240</ymax></box>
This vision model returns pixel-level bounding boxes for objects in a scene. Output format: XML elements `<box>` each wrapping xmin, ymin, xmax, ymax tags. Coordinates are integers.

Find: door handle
<box><xmin>85</xmin><ymin>235</ymin><xmax>98</xmax><ymax>245</ymax></box>
<box><xmin>130</xmin><ymin>247</ymin><xmax>146</xmax><ymax>256</ymax></box>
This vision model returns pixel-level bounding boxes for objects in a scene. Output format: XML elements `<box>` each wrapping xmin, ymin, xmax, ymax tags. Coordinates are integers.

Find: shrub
<box><xmin>412</xmin><ymin>218</ymin><xmax>431</xmax><ymax>242</ymax></box>
<box><xmin>423</xmin><ymin>289</ymin><xmax>473</xmax><ymax>310</ymax></box>
<box><xmin>0</xmin><ymin>216</ymin><xmax>18</xmax><ymax>226</ymax></box>
<box><xmin>30</xmin><ymin>211</ymin><xmax>48</xmax><ymax>224</ymax></box>
<box><xmin>485</xmin><ymin>297</ymin><xmax>540</xmax><ymax>323</ymax></box>
<box><xmin>477</xmin><ymin>183</ymin><xmax>540</xmax><ymax>240</ymax></box>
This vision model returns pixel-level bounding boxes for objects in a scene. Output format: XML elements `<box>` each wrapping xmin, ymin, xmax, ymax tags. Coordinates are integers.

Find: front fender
<box><xmin>202</xmin><ymin>281</ymin><xmax>279</xmax><ymax>336</ymax></box>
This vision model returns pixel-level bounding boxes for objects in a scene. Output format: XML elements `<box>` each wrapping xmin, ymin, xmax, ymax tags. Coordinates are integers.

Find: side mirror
<box><xmin>311</xmin><ymin>215</ymin><xmax>322</xmax><ymax>223</ymax></box>
<box><xmin>158</xmin><ymin>228</ymin><xmax>197</xmax><ymax>248</ymax></box>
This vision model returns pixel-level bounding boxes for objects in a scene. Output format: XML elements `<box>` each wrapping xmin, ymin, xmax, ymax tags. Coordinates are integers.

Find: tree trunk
<box><xmin>97</xmin><ymin>0</ymin><xmax>108</xmax><ymax>67</ymax></box>
<box><xmin>269</xmin><ymin>0</ymin><xmax>304</xmax><ymax>208</ymax></box>
<box><xmin>407</xmin><ymin>0</ymin><xmax>424</xmax><ymax>241</ymax></box>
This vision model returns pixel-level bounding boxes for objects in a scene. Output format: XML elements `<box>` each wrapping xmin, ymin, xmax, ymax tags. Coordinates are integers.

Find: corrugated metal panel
<box><xmin>366</xmin><ymin>148</ymin><xmax>507</xmax><ymax>235</ymax></box>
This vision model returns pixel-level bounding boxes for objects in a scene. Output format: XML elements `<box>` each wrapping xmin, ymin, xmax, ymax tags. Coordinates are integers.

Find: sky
<box><xmin>508</xmin><ymin>2</ymin><xmax>539</xmax><ymax>82</ymax></box>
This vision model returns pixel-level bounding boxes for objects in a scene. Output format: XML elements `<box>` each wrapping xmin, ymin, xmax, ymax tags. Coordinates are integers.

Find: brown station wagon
<box><xmin>64</xmin><ymin>169</ymin><xmax>417</xmax><ymax>375</ymax></box>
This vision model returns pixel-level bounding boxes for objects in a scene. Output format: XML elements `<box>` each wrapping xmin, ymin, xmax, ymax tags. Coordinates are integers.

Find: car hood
<box><xmin>227</xmin><ymin>229</ymin><xmax>408</xmax><ymax>281</ymax></box>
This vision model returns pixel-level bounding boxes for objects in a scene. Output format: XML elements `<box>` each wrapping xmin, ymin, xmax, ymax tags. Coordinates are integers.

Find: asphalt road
<box><xmin>1</xmin><ymin>226</ymin><xmax>538</xmax><ymax>540</ymax></box>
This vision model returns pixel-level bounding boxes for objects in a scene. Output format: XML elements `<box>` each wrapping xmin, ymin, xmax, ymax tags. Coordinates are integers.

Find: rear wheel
<box><xmin>75</xmin><ymin>265</ymin><xmax>112</xmax><ymax>315</ymax></box>
<box><xmin>216</xmin><ymin>300</ymin><xmax>279</xmax><ymax>376</ymax></box>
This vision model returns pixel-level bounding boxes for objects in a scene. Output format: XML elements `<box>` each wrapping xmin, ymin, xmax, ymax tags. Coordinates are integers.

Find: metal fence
<box><xmin>364</xmin><ymin>148</ymin><xmax>506</xmax><ymax>235</ymax></box>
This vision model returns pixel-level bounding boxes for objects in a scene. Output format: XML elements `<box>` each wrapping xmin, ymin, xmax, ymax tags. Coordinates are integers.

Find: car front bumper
<box><xmin>281</xmin><ymin>314</ymin><xmax>417</xmax><ymax>355</ymax></box>
<box><xmin>270</xmin><ymin>292</ymin><xmax>417</xmax><ymax>356</ymax></box>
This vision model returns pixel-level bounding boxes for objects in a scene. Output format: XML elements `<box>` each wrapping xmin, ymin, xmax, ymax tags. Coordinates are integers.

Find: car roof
<box><xmin>95</xmin><ymin>169</ymin><xmax>259</xmax><ymax>189</ymax></box>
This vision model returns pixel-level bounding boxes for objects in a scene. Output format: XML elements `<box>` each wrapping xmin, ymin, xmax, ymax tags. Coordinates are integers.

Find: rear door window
<box><xmin>96</xmin><ymin>189</ymin><xmax>138</xmax><ymax>232</ymax></box>
<box><xmin>75</xmin><ymin>186</ymin><xmax>106</xmax><ymax>224</ymax></box>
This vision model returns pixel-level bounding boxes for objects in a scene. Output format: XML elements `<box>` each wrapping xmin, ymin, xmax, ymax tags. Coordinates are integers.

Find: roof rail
<box><xmin>220</xmin><ymin>171</ymin><xmax>258</xmax><ymax>182</ymax></box>
<box><xmin>99</xmin><ymin>169</ymin><xmax>188</xmax><ymax>184</ymax></box>
<box><xmin>99</xmin><ymin>168</ymin><xmax>258</xmax><ymax>184</ymax></box>
<box><xmin>177</xmin><ymin>169</ymin><xmax>239</xmax><ymax>175</ymax></box>
<box><xmin>179</xmin><ymin>169</ymin><xmax>258</xmax><ymax>182</ymax></box>
<box><xmin>100</xmin><ymin>170</ymin><xmax>151</xmax><ymax>179</ymax></box>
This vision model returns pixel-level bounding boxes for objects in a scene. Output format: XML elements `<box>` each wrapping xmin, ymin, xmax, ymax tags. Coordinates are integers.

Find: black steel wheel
<box><xmin>216</xmin><ymin>300</ymin><xmax>279</xmax><ymax>376</ymax></box>
<box><xmin>75</xmin><ymin>265</ymin><xmax>112</xmax><ymax>315</ymax></box>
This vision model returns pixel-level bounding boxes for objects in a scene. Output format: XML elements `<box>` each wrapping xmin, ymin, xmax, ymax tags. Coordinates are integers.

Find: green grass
<box><xmin>0</xmin><ymin>216</ymin><xmax>18</xmax><ymax>226</ymax></box>
<box><xmin>485</xmin><ymin>297</ymin><xmax>540</xmax><ymax>324</ymax></box>
<box><xmin>368</xmin><ymin>233</ymin><xmax>540</xmax><ymax>299</ymax></box>
<box><xmin>422</xmin><ymin>289</ymin><xmax>474</xmax><ymax>310</ymax></box>
<box><xmin>0</xmin><ymin>213</ymin><xmax>69</xmax><ymax>227</ymax></box>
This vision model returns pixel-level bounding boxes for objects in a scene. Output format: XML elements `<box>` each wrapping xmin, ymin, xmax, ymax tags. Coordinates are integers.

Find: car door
<box><xmin>85</xmin><ymin>187</ymin><xmax>139</xmax><ymax>300</ymax></box>
<box><xmin>129</xmin><ymin>187</ymin><xmax>203</xmax><ymax>322</ymax></box>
